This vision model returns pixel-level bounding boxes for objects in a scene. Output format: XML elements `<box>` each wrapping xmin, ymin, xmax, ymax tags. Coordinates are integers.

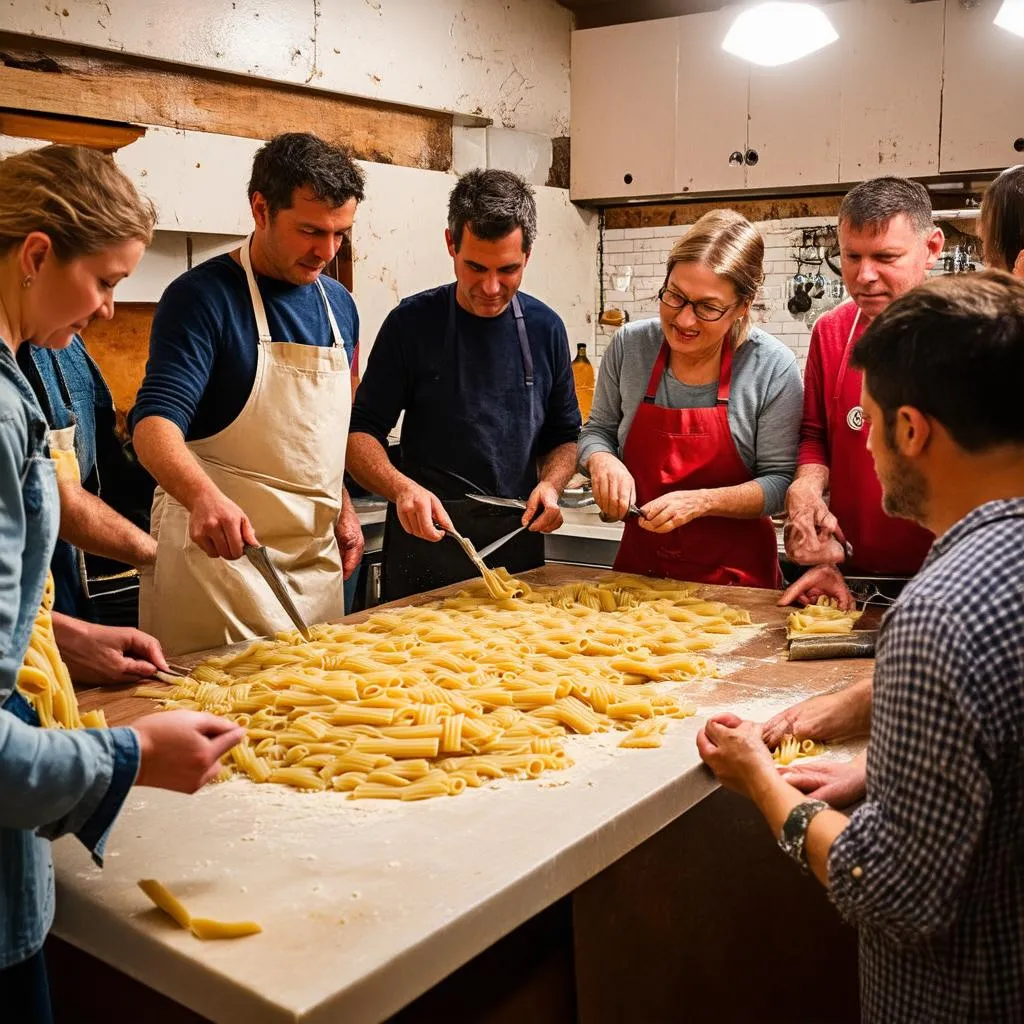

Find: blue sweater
<box><xmin>350</xmin><ymin>284</ymin><xmax>581</xmax><ymax>499</ymax></box>
<box><xmin>131</xmin><ymin>254</ymin><xmax>358</xmax><ymax>439</ymax></box>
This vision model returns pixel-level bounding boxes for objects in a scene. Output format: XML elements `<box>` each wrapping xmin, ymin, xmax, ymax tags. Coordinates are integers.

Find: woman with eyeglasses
<box><xmin>579</xmin><ymin>209</ymin><xmax>803</xmax><ymax>587</ymax></box>
<box><xmin>979</xmin><ymin>164</ymin><xmax>1024</xmax><ymax>277</ymax></box>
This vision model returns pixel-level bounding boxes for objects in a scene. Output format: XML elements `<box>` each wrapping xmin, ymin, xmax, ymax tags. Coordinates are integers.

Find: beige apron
<box><xmin>140</xmin><ymin>237</ymin><xmax>352</xmax><ymax>656</ymax></box>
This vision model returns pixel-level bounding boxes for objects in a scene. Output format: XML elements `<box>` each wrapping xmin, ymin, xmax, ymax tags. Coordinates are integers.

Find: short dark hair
<box><xmin>248</xmin><ymin>132</ymin><xmax>365</xmax><ymax>216</ymax></box>
<box><xmin>447</xmin><ymin>169</ymin><xmax>537</xmax><ymax>254</ymax></box>
<box><xmin>981</xmin><ymin>164</ymin><xmax>1024</xmax><ymax>272</ymax></box>
<box><xmin>839</xmin><ymin>176</ymin><xmax>933</xmax><ymax>235</ymax></box>
<box><xmin>851</xmin><ymin>270</ymin><xmax>1024</xmax><ymax>452</ymax></box>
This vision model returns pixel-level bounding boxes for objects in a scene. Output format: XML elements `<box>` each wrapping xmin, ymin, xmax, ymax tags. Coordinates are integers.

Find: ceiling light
<box><xmin>722</xmin><ymin>3</ymin><xmax>839</xmax><ymax>67</ymax></box>
<box><xmin>994</xmin><ymin>0</ymin><xmax>1024</xmax><ymax>38</ymax></box>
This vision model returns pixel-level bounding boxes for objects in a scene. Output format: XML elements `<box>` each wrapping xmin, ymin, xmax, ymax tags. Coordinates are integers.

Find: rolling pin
<box><xmin>788</xmin><ymin>629</ymin><xmax>878</xmax><ymax>661</ymax></box>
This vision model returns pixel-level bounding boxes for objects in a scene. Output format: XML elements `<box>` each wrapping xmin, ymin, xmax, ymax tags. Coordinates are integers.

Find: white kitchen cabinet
<box><xmin>836</xmin><ymin>0</ymin><xmax>943</xmax><ymax>181</ymax></box>
<box><xmin>570</xmin><ymin>18</ymin><xmax>679</xmax><ymax>201</ymax></box>
<box><xmin>940</xmin><ymin>0</ymin><xmax>1024</xmax><ymax>173</ymax></box>
<box><xmin>674</xmin><ymin>10</ymin><xmax>748</xmax><ymax>195</ymax></box>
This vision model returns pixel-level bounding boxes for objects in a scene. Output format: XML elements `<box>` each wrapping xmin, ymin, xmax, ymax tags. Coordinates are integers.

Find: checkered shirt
<box><xmin>828</xmin><ymin>498</ymin><xmax>1024</xmax><ymax>1023</ymax></box>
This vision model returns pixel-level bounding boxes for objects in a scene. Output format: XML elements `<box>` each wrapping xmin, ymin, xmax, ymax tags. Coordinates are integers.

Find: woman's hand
<box><xmin>696</xmin><ymin>713</ymin><xmax>777</xmax><ymax>800</ymax></box>
<box><xmin>52</xmin><ymin>613</ymin><xmax>170</xmax><ymax>685</ymax></box>
<box><xmin>639</xmin><ymin>489</ymin><xmax>711</xmax><ymax>533</ymax></box>
<box><xmin>587</xmin><ymin>452</ymin><xmax>636</xmax><ymax>523</ymax></box>
<box><xmin>134</xmin><ymin>711</ymin><xmax>245</xmax><ymax>793</ymax></box>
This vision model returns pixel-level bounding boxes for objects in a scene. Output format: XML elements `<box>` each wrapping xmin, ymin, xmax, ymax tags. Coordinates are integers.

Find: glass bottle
<box><xmin>571</xmin><ymin>343</ymin><xmax>595</xmax><ymax>422</ymax></box>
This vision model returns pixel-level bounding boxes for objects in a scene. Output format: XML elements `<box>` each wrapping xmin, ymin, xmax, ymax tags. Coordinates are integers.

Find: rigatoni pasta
<box><xmin>136</xmin><ymin>573</ymin><xmax>753</xmax><ymax>800</ymax></box>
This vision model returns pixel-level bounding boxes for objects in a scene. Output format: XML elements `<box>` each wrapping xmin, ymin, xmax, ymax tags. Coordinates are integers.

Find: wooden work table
<box><xmin>51</xmin><ymin>567</ymin><xmax>869</xmax><ymax>1023</ymax></box>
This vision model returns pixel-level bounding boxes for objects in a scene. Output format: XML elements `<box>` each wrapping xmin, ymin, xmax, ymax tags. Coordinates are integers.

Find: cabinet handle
<box><xmin>623</xmin><ymin>173</ymin><xmax>634</xmax><ymax>185</ymax></box>
<box><xmin>1014</xmin><ymin>138</ymin><xmax>1024</xmax><ymax>153</ymax></box>
<box><xmin>744</xmin><ymin>149</ymin><xmax>759</xmax><ymax>166</ymax></box>
<box><xmin>728</xmin><ymin>151</ymin><xmax>744</xmax><ymax>167</ymax></box>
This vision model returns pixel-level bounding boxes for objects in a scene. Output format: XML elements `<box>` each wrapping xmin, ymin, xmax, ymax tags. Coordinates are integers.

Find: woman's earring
<box><xmin>21</xmin><ymin>276</ymin><xmax>32</xmax><ymax>289</ymax></box>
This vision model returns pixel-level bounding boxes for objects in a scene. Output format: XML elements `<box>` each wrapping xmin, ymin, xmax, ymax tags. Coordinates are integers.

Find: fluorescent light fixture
<box><xmin>994</xmin><ymin>0</ymin><xmax>1024</xmax><ymax>38</ymax></box>
<box><xmin>722</xmin><ymin>3</ymin><xmax>839</xmax><ymax>67</ymax></box>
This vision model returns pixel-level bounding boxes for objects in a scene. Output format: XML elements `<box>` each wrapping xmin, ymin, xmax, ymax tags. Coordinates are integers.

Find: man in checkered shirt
<box><xmin>697</xmin><ymin>271</ymin><xmax>1024</xmax><ymax>1022</ymax></box>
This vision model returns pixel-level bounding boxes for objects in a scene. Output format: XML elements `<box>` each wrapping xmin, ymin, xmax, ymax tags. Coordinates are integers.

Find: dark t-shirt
<box><xmin>349</xmin><ymin>284</ymin><xmax>581</xmax><ymax>498</ymax></box>
<box><xmin>130</xmin><ymin>254</ymin><xmax>358</xmax><ymax>439</ymax></box>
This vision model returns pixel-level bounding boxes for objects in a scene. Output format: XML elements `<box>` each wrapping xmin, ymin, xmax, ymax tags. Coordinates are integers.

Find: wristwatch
<box><xmin>778</xmin><ymin>799</ymin><xmax>829</xmax><ymax>871</ymax></box>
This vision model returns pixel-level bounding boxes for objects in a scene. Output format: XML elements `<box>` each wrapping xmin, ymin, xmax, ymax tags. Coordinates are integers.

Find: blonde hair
<box><xmin>664</xmin><ymin>209</ymin><xmax>765</xmax><ymax>345</ymax></box>
<box><xmin>0</xmin><ymin>145</ymin><xmax>155</xmax><ymax>262</ymax></box>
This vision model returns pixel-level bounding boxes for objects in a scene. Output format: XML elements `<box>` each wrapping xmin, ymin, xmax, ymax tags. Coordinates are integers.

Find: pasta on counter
<box><xmin>772</xmin><ymin>735</ymin><xmax>826</xmax><ymax>766</ymax></box>
<box><xmin>137</xmin><ymin>879</ymin><xmax>262</xmax><ymax>939</ymax></box>
<box><xmin>787</xmin><ymin>596</ymin><xmax>863</xmax><ymax>638</ymax></box>
<box><xmin>136</xmin><ymin>574</ymin><xmax>755</xmax><ymax>800</ymax></box>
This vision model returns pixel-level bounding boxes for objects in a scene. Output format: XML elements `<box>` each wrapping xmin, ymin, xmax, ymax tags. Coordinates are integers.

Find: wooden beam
<box><xmin>0</xmin><ymin>32</ymin><xmax>452</xmax><ymax>171</ymax></box>
<box><xmin>0</xmin><ymin>109</ymin><xmax>145</xmax><ymax>152</ymax></box>
<box><xmin>604</xmin><ymin>195</ymin><xmax>844</xmax><ymax>229</ymax></box>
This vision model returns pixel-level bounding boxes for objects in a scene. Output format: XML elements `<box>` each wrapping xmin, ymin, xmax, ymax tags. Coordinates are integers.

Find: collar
<box><xmin>924</xmin><ymin>498</ymin><xmax>1024</xmax><ymax>568</ymax></box>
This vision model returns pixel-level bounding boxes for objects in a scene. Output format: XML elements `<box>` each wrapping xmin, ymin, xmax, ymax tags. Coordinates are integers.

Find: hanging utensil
<box><xmin>243</xmin><ymin>544</ymin><xmax>312</xmax><ymax>640</ymax></box>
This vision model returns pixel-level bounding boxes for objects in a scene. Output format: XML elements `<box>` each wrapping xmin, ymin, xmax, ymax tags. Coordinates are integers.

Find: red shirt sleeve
<box><xmin>797</xmin><ymin>323</ymin><xmax>830</xmax><ymax>466</ymax></box>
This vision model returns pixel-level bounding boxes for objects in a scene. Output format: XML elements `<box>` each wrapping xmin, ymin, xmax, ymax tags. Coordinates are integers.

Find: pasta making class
<box><xmin>2</xmin><ymin>3</ymin><xmax>1022</xmax><ymax>1022</ymax></box>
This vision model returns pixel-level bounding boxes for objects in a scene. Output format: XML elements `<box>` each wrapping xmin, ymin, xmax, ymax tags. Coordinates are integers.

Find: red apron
<box><xmin>613</xmin><ymin>340</ymin><xmax>781</xmax><ymax>588</ymax></box>
<box><xmin>827</xmin><ymin>311</ymin><xmax>934</xmax><ymax>576</ymax></box>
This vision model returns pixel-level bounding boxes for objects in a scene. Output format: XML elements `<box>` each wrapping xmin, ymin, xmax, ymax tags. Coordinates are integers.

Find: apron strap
<box><xmin>832</xmin><ymin>306</ymin><xmax>862</xmax><ymax>406</ymax></box>
<box><xmin>642</xmin><ymin>343</ymin><xmax>670</xmax><ymax>404</ymax></box>
<box><xmin>716</xmin><ymin>338</ymin><xmax>735</xmax><ymax>405</ymax></box>
<box><xmin>240</xmin><ymin>235</ymin><xmax>346</xmax><ymax>351</ymax></box>
<box><xmin>510</xmin><ymin>294</ymin><xmax>534</xmax><ymax>388</ymax></box>
<box><xmin>444</xmin><ymin>285</ymin><xmax>534</xmax><ymax>388</ymax></box>
<box><xmin>642</xmin><ymin>340</ymin><xmax>734</xmax><ymax>405</ymax></box>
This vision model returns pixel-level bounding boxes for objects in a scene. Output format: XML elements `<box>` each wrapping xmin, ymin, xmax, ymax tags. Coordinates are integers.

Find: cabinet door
<box><xmin>837</xmin><ymin>0</ymin><xmax>943</xmax><ymax>181</ymax></box>
<box><xmin>940</xmin><ymin>0</ymin><xmax>1024</xmax><ymax>173</ymax></box>
<box><xmin>674</xmin><ymin>10</ymin><xmax>749</xmax><ymax>195</ymax></box>
<box><xmin>570</xmin><ymin>18</ymin><xmax>679</xmax><ymax>201</ymax></box>
<box><xmin>744</xmin><ymin>4</ymin><xmax>848</xmax><ymax>191</ymax></box>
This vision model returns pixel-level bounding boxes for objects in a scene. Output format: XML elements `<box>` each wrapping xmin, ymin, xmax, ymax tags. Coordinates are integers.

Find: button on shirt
<box><xmin>828</xmin><ymin>499</ymin><xmax>1024</xmax><ymax>1022</ymax></box>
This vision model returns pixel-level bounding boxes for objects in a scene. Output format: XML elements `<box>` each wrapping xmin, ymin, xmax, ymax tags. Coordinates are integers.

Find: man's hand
<box><xmin>761</xmin><ymin>680</ymin><xmax>873</xmax><ymax>748</ymax></box>
<box><xmin>639</xmin><ymin>489</ymin><xmax>710</xmax><ymax>534</ymax></box>
<box><xmin>395</xmin><ymin>482</ymin><xmax>453</xmax><ymax>542</ymax></box>
<box><xmin>781</xmin><ymin>758</ymin><xmax>866</xmax><ymax>809</ymax></box>
<box><xmin>778</xmin><ymin>564</ymin><xmax>855</xmax><ymax>610</ymax></box>
<box><xmin>189</xmin><ymin>487</ymin><xmax>258</xmax><ymax>560</ymax></box>
<box><xmin>588</xmin><ymin>452</ymin><xmax>636</xmax><ymax>523</ymax></box>
<box><xmin>53</xmin><ymin>614</ymin><xmax>170</xmax><ymax>685</ymax></box>
<box><xmin>785</xmin><ymin>481</ymin><xmax>847</xmax><ymax>565</ymax></box>
<box><xmin>335</xmin><ymin>502</ymin><xmax>365</xmax><ymax>579</ymax></box>
<box><xmin>696</xmin><ymin>713</ymin><xmax>777</xmax><ymax>800</ymax></box>
<box><xmin>133</xmin><ymin>711</ymin><xmax>245</xmax><ymax>793</ymax></box>
<box><xmin>523</xmin><ymin>481</ymin><xmax>563</xmax><ymax>533</ymax></box>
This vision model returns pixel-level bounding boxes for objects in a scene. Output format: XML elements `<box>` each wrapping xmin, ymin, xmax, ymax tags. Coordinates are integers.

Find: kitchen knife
<box><xmin>243</xmin><ymin>543</ymin><xmax>312</xmax><ymax>641</ymax></box>
<box><xmin>475</xmin><ymin>525</ymin><xmax>527</xmax><ymax>561</ymax></box>
<box><xmin>465</xmin><ymin>492</ymin><xmax>528</xmax><ymax>511</ymax></box>
<box><xmin>788</xmin><ymin>629</ymin><xmax>878</xmax><ymax>661</ymax></box>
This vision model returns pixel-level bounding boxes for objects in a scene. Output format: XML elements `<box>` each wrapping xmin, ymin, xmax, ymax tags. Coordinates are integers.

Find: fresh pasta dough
<box><xmin>136</xmin><ymin>573</ymin><xmax>755</xmax><ymax>799</ymax></box>
<box><xmin>787</xmin><ymin>596</ymin><xmax>862</xmax><ymax>638</ymax></box>
<box><xmin>137</xmin><ymin>879</ymin><xmax>262</xmax><ymax>939</ymax></box>
<box><xmin>772</xmin><ymin>734</ymin><xmax>826</xmax><ymax>766</ymax></box>
<box><xmin>16</xmin><ymin>573</ymin><xmax>107</xmax><ymax>730</ymax></box>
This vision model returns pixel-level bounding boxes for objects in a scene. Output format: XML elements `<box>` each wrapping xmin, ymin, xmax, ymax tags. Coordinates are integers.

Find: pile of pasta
<box><xmin>17</xmin><ymin>574</ymin><xmax>107</xmax><ymax>730</ymax></box>
<box><xmin>136</xmin><ymin>573</ymin><xmax>754</xmax><ymax>801</ymax></box>
<box><xmin>787</xmin><ymin>596</ymin><xmax>862</xmax><ymax>637</ymax></box>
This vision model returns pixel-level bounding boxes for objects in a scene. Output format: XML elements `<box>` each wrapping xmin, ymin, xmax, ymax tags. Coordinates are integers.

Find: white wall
<box><xmin>5</xmin><ymin>0</ymin><xmax>572</xmax><ymax>137</ymax></box>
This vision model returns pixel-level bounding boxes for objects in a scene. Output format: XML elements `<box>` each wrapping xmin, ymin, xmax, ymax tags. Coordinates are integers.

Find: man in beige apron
<box><xmin>132</xmin><ymin>133</ymin><xmax>364</xmax><ymax>656</ymax></box>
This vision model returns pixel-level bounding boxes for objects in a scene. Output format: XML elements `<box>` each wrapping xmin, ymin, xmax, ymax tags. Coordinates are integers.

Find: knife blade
<box><xmin>465</xmin><ymin>492</ymin><xmax>528</xmax><ymax>510</ymax></box>
<box><xmin>475</xmin><ymin>525</ymin><xmax>526</xmax><ymax>561</ymax></box>
<box><xmin>243</xmin><ymin>544</ymin><xmax>312</xmax><ymax>641</ymax></box>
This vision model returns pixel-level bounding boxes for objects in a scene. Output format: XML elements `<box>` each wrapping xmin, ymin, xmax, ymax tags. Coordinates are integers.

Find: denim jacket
<box><xmin>0</xmin><ymin>344</ymin><xmax>139</xmax><ymax>970</ymax></box>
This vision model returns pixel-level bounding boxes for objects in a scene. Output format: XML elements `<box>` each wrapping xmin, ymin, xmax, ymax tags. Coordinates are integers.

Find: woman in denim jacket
<box><xmin>0</xmin><ymin>145</ymin><xmax>244</xmax><ymax>1021</ymax></box>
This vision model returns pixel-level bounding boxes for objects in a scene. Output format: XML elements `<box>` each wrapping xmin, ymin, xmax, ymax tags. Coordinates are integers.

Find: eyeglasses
<box><xmin>657</xmin><ymin>287</ymin><xmax>732</xmax><ymax>322</ymax></box>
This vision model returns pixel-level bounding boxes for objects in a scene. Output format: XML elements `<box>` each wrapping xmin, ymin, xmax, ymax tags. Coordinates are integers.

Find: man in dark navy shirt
<box><xmin>347</xmin><ymin>169</ymin><xmax>581</xmax><ymax>600</ymax></box>
<box><xmin>131</xmin><ymin>133</ymin><xmax>366</xmax><ymax>654</ymax></box>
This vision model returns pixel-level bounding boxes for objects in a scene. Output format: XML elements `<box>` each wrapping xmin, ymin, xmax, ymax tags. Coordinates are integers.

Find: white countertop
<box><xmin>54</xmin><ymin>576</ymin><xmax>856</xmax><ymax>1024</ymax></box>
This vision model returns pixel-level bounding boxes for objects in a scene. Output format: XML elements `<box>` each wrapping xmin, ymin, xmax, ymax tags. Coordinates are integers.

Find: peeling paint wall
<box><xmin>356</xmin><ymin>163</ymin><xmax>597</xmax><ymax>371</ymax></box>
<box><xmin>6</xmin><ymin>0</ymin><xmax>572</xmax><ymax>137</ymax></box>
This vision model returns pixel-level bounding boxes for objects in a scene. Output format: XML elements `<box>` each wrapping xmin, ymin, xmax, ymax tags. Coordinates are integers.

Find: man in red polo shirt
<box><xmin>780</xmin><ymin>177</ymin><xmax>944</xmax><ymax>608</ymax></box>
